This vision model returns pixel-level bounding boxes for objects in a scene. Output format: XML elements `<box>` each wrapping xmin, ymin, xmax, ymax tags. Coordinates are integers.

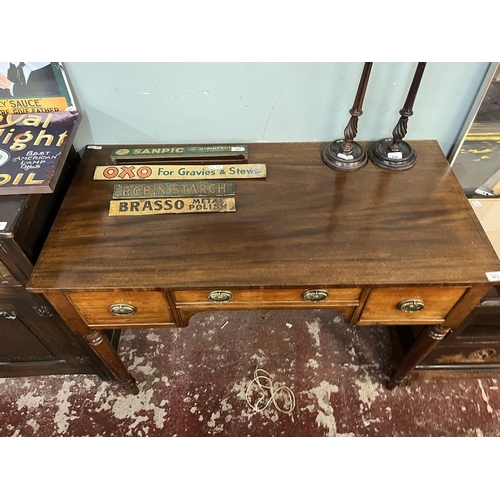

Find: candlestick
<box><xmin>369</xmin><ymin>62</ymin><xmax>427</xmax><ymax>170</ymax></box>
<box><xmin>321</xmin><ymin>62</ymin><xmax>373</xmax><ymax>172</ymax></box>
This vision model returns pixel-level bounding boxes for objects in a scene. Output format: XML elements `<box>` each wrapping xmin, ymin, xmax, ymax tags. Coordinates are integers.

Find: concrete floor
<box><xmin>0</xmin><ymin>309</ymin><xmax>499</xmax><ymax>436</ymax></box>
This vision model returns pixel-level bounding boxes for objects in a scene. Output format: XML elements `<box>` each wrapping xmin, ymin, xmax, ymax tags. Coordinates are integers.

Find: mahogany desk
<box><xmin>27</xmin><ymin>141</ymin><xmax>500</xmax><ymax>394</ymax></box>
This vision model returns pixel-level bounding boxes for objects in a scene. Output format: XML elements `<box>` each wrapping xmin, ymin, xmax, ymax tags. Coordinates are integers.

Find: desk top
<box><xmin>28</xmin><ymin>141</ymin><xmax>500</xmax><ymax>291</ymax></box>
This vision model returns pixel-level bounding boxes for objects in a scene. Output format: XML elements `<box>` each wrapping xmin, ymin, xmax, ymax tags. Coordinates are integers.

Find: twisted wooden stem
<box><xmin>341</xmin><ymin>62</ymin><xmax>373</xmax><ymax>155</ymax></box>
<box><xmin>390</xmin><ymin>62</ymin><xmax>426</xmax><ymax>152</ymax></box>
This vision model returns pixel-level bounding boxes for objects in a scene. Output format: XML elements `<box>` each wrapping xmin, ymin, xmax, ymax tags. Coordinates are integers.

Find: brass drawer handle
<box><xmin>302</xmin><ymin>290</ymin><xmax>329</xmax><ymax>302</ymax></box>
<box><xmin>397</xmin><ymin>299</ymin><xmax>425</xmax><ymax>313</ymax></box>
<box><xmin>208</xmin><ymin>290</ymin><xmax>233</xmax><ymax>302</ymax></box>
<box><xmin>109</xmin><ymin>303</ymin><xmax>137</xmax><ymax>316</ymax></box>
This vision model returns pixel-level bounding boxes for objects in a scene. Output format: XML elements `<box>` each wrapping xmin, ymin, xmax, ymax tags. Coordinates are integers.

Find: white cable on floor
<box><xmin>245</xmin><ymin>368</ymin><xmax>295</xmax><ymax>415</ymax></box>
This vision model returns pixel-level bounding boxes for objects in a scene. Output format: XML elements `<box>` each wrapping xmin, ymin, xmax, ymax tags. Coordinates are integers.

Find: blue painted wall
<box><xmin>64</xmin><ymin>62</ymin><xmax>490</xmax><ymax>158</ymax></box>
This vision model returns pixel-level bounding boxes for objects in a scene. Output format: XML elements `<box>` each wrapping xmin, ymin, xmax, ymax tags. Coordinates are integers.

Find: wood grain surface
<box><xmin>28</xmin><ymin>141</ymin><xmax>500</xmax><ymax>292</ymax></box>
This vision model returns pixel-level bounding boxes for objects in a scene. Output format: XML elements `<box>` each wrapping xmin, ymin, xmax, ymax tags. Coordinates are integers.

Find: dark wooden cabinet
<box><xmin>0</xmin><ymin>148</ymin><xmax>118</xmax><ymax>380</ymax></box>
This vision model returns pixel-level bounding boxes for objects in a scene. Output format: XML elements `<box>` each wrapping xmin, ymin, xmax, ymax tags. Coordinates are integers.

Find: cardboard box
<box><xmin>469</xmin><ymin>199</ymin><xmax>500</xmax><ymax>259</ymax></box>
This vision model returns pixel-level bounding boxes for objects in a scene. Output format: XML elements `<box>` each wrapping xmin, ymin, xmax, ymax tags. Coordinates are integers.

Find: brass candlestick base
<box><xmin>321</xmin><ymin>139</ymin><xmax>368</xmax><ymax>172</ymax></box>
<box><xmin>368</xmin><ymin>138</ymin><xmax>417</xmax><ymax>171</ymax></box>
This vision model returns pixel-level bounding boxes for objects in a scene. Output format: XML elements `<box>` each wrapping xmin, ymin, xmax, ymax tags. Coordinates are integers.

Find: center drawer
<box><xmin>173</xmin><ymin>287</ymin><xmax>362</xmax><ymax>307</ymax></box>
<box><xmin>67</xmin><ymin>291</ymin><xmax>175</xmax><ymax>327</ymax></box>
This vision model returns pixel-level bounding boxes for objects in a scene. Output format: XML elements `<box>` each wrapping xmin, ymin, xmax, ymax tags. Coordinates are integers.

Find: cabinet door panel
<box><xmin>0</xmin><ymin>292</ymin><xmax>112</xmax><ymax>377</ymax></box>
<box><xmin>0</xmin><ymin>299</ymin><xmax>56</xmax><ymax>363</ymax></box>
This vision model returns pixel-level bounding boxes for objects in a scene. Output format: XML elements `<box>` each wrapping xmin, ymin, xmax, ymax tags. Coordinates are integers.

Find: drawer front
<box><xmin>359</xmin><ymin>286</ymin><xmax>467</xmax><ymax>324</ymax></box>
<box><xmin>173</xmin><ymin>287</ymin><xmax>362</xmax><ymax>307</ymax></box>
<box><xmin>67</xmin><ymin>291</ymin><xmax>175</xmax><ymax>327</ymax></box>
<box><xmin>0</xmin><ymin>262</ymin><xmax>20</xmax><ymax>287</ymax></box>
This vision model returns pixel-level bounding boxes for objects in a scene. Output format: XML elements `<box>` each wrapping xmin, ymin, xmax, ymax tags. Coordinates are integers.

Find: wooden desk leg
<box><xmin>387</xmin><ymin>325</ymin><xmax>449</xmax><ymax>390</ymax></box>
<box><xmin>83</xmin><ymin>329</ymin><xmax>138</xmax><ymax>395</ymax></box>
<box><xmin>43</xmin><ymin>291</ymin><xmax>138</xmax><ymax>395</ymax></box>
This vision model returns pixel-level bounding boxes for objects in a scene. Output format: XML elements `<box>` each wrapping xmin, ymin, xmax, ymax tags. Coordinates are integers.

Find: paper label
<box><xmin>388</xmin><ymin>152</ymin><xmax>403</xmax><ymax>159</ymax></box>
<box><xmin>87</xmin><ymin>145</ymin><xmax>102</xmax><ymax>150</ymax></box>
<box><xmin>337</xmin><ymin>153</ymin><xmax>354</xmax><ymax>160</ymax></box>
<box><xmin>486</xmin><ymin>271</ymin><xmax>500</xmax><ymax>281</ymax></box>
<box><xmin>0</xmin><ymin>222</ymin><xmax>7</xmax><ymax>231</ymax></box>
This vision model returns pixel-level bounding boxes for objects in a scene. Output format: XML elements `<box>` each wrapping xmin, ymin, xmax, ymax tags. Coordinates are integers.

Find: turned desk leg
<box><xmin>83</xmin><ymin>329</ymin><xmax>138</xmax><ymax>395</ymax></box>
<box><xmin>387</xmin><ymin>325</ymin><xmax>449</xmax><ymax>390</ymax></box>
<box><xmin>43</xmin><ymin>291</ymin><xmax>138</xmax><ymax>395</ymax></box>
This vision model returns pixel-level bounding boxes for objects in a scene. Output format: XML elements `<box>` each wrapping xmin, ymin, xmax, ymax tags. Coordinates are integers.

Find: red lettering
<box><xmin>103</xmin><ymin>167</ymin><xmax>118</xmax><ymax>179</ymax></box>
<box><xmin>119</xmin><ymin>166</ymin><xmax>135</xmax><ymax>179</ymax></box>
<box><xmin>137</xmin><ymin>166</ymin><xmax>152</xmax><ymax>178</ymax></box>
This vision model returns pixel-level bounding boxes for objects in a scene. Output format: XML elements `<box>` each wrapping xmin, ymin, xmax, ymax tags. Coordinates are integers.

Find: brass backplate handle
<box><xmin>110</xmin><ymin>303</ymin><xmax>137</xmax><ymax>316</ymax></box>
<box><xmin>208</xmin><ymin>290</ymin><xmax>233</xmax><ymax>302</ymax></box>
<box><xmin>397</xmin><ymin>299</ymin><xmax>425</xmax><ymax>313</ymax></box>
<box><xmin>302</xmin><ymin>290</ymin><xmax>329</xmax><ymax>302</ymax></box>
